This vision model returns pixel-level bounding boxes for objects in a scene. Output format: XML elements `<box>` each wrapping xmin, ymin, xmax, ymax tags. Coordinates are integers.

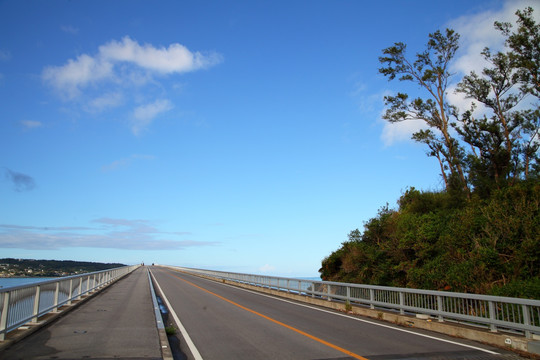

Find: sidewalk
<box><xmin>0</xmin><ymin>267</ymin><xmax>162</xmax><ymax>360</ymax></box>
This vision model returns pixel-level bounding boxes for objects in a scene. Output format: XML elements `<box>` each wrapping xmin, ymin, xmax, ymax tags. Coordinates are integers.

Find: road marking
<box><xmin>166</xmin><ymin>270</ymin><xmax>369</xmax><ymax>360</ymax></box>
<box><xmin>222</xmin><ymin>282</ymin><xmax>501</xmax><ymax>355</ymax></box>
<box><xmin>172</xmin><ymin>269</ymin><xmax>500</xmax><ymax>356</ymax></box>
<box><xmin>149</xmin><ymin>270</ymin><xmax>204</xmax><ymax>360</ymax></box>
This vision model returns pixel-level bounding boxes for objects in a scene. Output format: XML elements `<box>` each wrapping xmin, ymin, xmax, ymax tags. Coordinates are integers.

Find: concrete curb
<box><xmin>147</xmin><ymin>268</ymin><xmax>173</xmax><ymax>360</ymax></box>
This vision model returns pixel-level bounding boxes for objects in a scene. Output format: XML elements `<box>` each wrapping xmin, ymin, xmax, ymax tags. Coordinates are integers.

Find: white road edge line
<box><xmin>192</xmin><ymin>272</ymin><xmax>500</xmax><ymax>355</ymax></box>
<box><xmin>150</xmin><ymin>270</ymin><xmax>204</xmax><ymax>360</ymax></box>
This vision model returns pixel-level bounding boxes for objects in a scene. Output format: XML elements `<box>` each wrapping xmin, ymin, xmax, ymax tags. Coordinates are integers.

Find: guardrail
<box><xmin>168</xmin><ymin>266</ymin><xmax>540</xmax><ymax>339</ymax></box>
<box><xmin>0</xmin><ymin>265</ymin><xmax>140</xmax><ymax>340</ymax></box>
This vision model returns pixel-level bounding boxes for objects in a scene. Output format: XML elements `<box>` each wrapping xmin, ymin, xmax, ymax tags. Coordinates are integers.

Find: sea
<box><xmin>0</xmin><ymin>277</ymin><xmax>57</xmax><ymax>289</ymax></box>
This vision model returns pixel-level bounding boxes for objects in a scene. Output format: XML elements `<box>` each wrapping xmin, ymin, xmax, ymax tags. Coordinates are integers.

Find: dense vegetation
<box><xmin>0</xmin><ymin>258</ymin><xmax>126</xmax><ymax>277</ymax></box>
<box><xmin>320</xmin><ymin>182</ymin><xmax>539</xmax><ymax>298</ymax></box>
<box><xmin>320</xmin><ymin>8</ymin><xmax>539</xmax><ymax>299</ymax></box>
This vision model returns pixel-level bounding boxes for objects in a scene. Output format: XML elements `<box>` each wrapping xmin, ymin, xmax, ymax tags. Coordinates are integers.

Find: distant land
<box><xmin>0</xmin><ymin>258</ymin><xmax>126</xmax><ymax>278</ymax></box>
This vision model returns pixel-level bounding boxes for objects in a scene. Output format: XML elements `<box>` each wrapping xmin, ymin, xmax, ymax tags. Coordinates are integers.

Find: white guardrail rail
<box><xmin>0</xmin><ymin>265</ymin><xmax>140</xmax><ymax>340</ymax></box>
<box><xmin>168</xmin><ymin>266</ymin><xmax>540</xmax><ymax>339</ymax></box>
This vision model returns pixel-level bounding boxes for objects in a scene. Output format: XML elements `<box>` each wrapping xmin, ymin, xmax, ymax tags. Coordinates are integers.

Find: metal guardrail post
<box><xmin>78</xmin><ymin>277</ymin><xmax>83</xmax><ymax>299</ymax></box>
<box><xmin>1</xmin><ymin>291</ymin><xmax>10</xmax><ymax>341</ymax></box>
<box><xmin>437</xmin><ymin>295</ymin><xmax>444</xmax><ymax>322</ymax></box>
<box><xmin>370</xmin><ymin>289</ymin><xmax>375</xmax><ymax>309</ymax></box>
<box><xmin>68</xmin><ymin>279</ymin><xmax>73</xmax><ymax>305</ymax></box>
<box><xmin>399</xmin><ymin>291</ymin><xmax>405</xmax><ymax>315</ymax></box>
<box><xmin>488</xmin><ymin>300</ymin><xmax>497</xmax><ymax>332</ymax></box>
<box><xmin>523</xmin><ymin>304</ymin><xmax>532</xmax><ymax>339</ymax></box>
<box><xmin>327</xmin><ymin>284</ymin><xmax>331</xmax><ymax>301</ymax></box>
<box><xmin>53</xmin><ymin>282</ymin><xmax>60</xmax><ymax>313</ymax></box>
<box><xmin>31</xmin><ymin>285</ymin><xmax>41</xmax><ymax>323</ymax></box>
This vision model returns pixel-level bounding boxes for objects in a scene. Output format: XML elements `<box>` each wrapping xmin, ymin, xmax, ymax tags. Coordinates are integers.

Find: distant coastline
<box><xmin>0</xmin><ymin>258</ymin><xmax>126</xmax><ymax>278</ymax></box>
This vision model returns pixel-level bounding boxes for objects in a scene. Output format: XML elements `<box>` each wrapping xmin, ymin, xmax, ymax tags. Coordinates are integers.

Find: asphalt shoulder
<box><xmin>0</xmin><ymin>266</ymin><xmax>162</xmax><ymax>360</ymax></box>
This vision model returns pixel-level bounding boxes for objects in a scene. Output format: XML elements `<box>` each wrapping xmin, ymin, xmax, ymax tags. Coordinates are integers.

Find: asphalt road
<box><xmin>150</xmin><ymin>267</ymin><xmax>522</xmax><ymax>360</ymax></box>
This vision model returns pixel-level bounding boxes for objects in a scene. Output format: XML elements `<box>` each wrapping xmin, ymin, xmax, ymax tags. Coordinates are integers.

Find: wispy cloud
<box><xmin>42</xmin><ymin>54</ymin><xmax>113</xmax><ymax>99</ymax></box>
<box><xmin>101</xmin><ymin>154</ymin><xmax>155</xmax><ymax>172</ymax></box>
<box><xmin>42</xmin><ymin>36</ymin><xmax>221</xmax><ymax>134</ymax></box>
<box><xmin>259</xmin><ymin>264</ymin><xmax>276</xmax><ymax>273</ymax></box>
<box><xmin>3</xmin><ymin>168</ymin><xmax>36</xmax><ymax>192</ymax></box>
<box><xmin>0</xmin><ymin>50</ymin><xmax>11</xmax><ymax>61</ymax></box>
<box><xmin>445</xmin><ymin>1</ymin><xmax>540</xmax><ymax>119</ymax></box>
<box><xmin>449</xmin><ymin>0</ymin><xmax>540</xmax><ymax>77</ymax></box>
<box><xmin>20</xmin><ymin>120</ymin><xmax>43</xmax><ymax>130</ymax></box>
<box><xmin>85</xmin><ymin>91</ymin><xmax>124</xmax><ymax>113</ymax></box>
<box><xmin>60</xmin><ymin>25</ymin><xmax>79</xmax><ymax>35</ymax></box>
<box><xmin>381</xmin><ymin>118</ymin><xmax>427</xmax><ymax>147</ymax></box>
<box><xmin>0</xmin><ymin>218</ymin><xmax>215</xmax><ymax>251</ymax></box>
<box><xmin>0</xmin><ymin>224</ymin><xmax>93</xmax><ymax>231</ymax></box>
<box><xmin>132</xmin><ymin>99</ymin><xmax>173</xmax><ymax>135</ymax></box>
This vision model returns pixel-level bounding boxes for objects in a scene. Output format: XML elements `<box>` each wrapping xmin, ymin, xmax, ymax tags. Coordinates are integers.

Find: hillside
<box><xmin>0</xmin><ymin>258</ymin><xmax>126</xmax><ymax>277</ymax></box>
<box><xmin>319</xmin><ymin>181</ymin><xmax>539</xmax><ymax>299</ymax></box>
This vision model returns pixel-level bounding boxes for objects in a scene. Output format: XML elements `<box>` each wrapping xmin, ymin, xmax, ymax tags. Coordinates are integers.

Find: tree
<box><xmin>455</xmin><ymin>49</ymin><xmax>524</xmax><ymax>192</ymax></box>
<box><xmin>455</xmin><ymin>7</ymin><xmax>540</xmax><ymax>194</ymax></box>
<box><xmin>496</xmin><ymin>7</ymin><xmax>540</xmax><ymax>99</ymax></box>
<box><xmin>496</xmin><ymin>7</ymin><xmax>540</xmax><ymax>179</ymax></box>
<box><xmin>379</xmin><ymin>30</ymin><xmax>469</xmax><ymax>196</ymax></box>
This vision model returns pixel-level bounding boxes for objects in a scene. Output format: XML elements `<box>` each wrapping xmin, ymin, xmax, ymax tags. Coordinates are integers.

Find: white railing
<box><xmin>167</xmin><ymin>266</ymin><xmax>540</xmax><ymax>339</ymax></box>
<box><xmin>0</xmin><ymin>265</ymin><xmax>140</xmax><ymax>340</ymax></box>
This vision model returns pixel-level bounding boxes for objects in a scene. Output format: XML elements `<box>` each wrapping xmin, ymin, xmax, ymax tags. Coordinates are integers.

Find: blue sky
<box><xmin>1</xmin><ymin>0</ymin><xmax>538</xmax><ymax>277</ymax></box>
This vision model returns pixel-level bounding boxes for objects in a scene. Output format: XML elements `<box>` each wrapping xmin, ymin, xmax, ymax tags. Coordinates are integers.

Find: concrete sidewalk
<box><xmin>0</xmin><ymin>267</ymin><xmax>162</xmax><ymax>360</ymax></box>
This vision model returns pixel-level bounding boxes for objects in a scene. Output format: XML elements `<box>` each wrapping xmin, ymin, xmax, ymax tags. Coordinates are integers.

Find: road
<box><xmin>150</xmin><ymin>267</ymin><xmax>521</xmax><ymax>360</ymax></box>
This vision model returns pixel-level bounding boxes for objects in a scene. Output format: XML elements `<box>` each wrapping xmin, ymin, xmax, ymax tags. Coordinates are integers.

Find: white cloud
<box><xmin>42</xmin><ymin>54</ymin><xmax>113</xmax><ymax>99</ymax></box>
<box><xmin>381</xmin><ymin>118</ymin><xmax>427</xmax><ymax>147</ymax></box>
<box><xmin>449</xmin><ymin>0</ymin><xmax>540</xmax><ymax>76</ymax></box>
<box><xmin>132</xmin><ymin>99</ymin><xmax>173</xmax><ymax>135</ymax></box>
<box><xmin>99</xmin><ymin>36</ymin><xmax>222</xmax><ymax>74</ymax></box>
<box><xmin>42</xmin><ymin>36</ymin><xmax>221</xmax><ymax>99</ymax></box>
<box><xmin>42</xmin><ymin>37</ymin><xmax>220</xmax><ymax>134</ymax></box>
<box><xmin>444</xmin><ymin>0</ymin><xmax>540</xmax><ymax>117</ymax></box>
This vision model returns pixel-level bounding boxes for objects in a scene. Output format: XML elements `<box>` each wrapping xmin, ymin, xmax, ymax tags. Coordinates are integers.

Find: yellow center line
<box><xmin>166</xmin><ymin>270</ymin><xmax>369</xmax><ymax>360</ymax></box>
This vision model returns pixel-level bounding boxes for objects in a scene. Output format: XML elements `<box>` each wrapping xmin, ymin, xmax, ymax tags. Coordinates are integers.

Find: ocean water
<box><xmin>0</xmin><ymin>277</ymin><xmax>57</xmax><ymax>289</ymax></box>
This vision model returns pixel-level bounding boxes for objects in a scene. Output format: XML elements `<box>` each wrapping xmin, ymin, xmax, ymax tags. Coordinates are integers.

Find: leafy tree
<box><xmin>496</xmin><ymin>7</ymin><xmax>540</xmax><ymax>99</ymax></box>
<box><xmin>455</xmin><ymin>49</ymin><xmax>524</xmax><ymax>193</ymax></box>
<box><xmin>496</xmin><ymin>7</ymin><xmax>540</xmax><ymax>179</ymax></box>
<box><xmin>379</xmin><ymin>29</ymin><xmax>469</xmax><ymax>196</ymax></box>
<box><xmin>455</xmin><ymin>7</ymin><xmax>540</xmax><ymax>194</ymax></box>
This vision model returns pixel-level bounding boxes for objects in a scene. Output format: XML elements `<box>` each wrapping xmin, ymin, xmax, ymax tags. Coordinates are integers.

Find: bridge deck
<box><xmin>0</xmin><ymin>267</ymin><xmax>162</xmax><ymax>360</ymax></box>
